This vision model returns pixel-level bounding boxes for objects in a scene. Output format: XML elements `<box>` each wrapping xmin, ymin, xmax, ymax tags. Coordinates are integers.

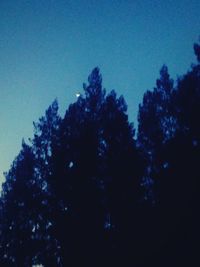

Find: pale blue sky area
<box><xmin>0</xmin><ymin>0</ymin><xmax>200</xmax><ymax>186</ymax></box>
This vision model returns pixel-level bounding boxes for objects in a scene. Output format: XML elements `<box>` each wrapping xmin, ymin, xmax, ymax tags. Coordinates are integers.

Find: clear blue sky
<box><xmin>0</xmin><ymin>0</ymin><xmax>200</xmax><ymax>186</ymax></box>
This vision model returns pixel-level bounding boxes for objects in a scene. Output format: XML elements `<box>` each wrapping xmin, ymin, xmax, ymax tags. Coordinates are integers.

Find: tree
<box><xmin>0</xmin><ymin>67</ymin><xmax>144</xmax><ymax>266</ymax></box>
<box><xmin>0</xmin><ymin>141</ymin><xmax>45</xmax><ymax>266</ymax></box>
<box><xmin>31</xmin><ymin>99</ymin><xmax>63</xmax><ymax>266</ymax></box>
<box><xmin>137</xmin><ymin>65</ymin><xmax>176</xmax><ymax>204</ymax></box>
<box><xmin>136</xmin><ymin>40</ymin><xmax>200</xmax><ymax>266</ymax></box>
<box><xmin>0</xmin><ymin>100</ymin><xmax>63</xmax><ymax>266</ymax></box>
<box><xmin>136</xmin><ymin>65</ymin><xmax>179</xmax><ymax>265</ymax></box>
<box><xmin>46</xmin><ymin>68</ymin><xmax>142</xmax><ymax>266</ymax></box>
<box><xmin>160</xmin><ymin>42</ymin><xmax>200</xmax><ymax>265</ymax></box>
<box><xmin>100</xmin><ymin>90</ymin><xmax>143</xmax><ymax>265</ymax></box>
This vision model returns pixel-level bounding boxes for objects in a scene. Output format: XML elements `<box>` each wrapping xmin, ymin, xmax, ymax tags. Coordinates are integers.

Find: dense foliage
<box><xmin>1</xmin><ymin>40</ymin><xmax>200</xmax><ymax>266</ymax></box>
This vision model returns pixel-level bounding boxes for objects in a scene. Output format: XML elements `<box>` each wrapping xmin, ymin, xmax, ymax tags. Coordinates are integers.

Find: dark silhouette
<box><xmin>137</xmin><ymin>39</ymin><xmax>200</xmax><ymax>266</ymax></box>
<box><xmin>1</xmin><ymin>40</ymin><xmax>200</xmax><ymax>266</ymax></box>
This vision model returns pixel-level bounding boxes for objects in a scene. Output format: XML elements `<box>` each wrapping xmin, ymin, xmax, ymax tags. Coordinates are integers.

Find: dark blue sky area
<box><xmin>0</xmin><ymin>0</ymin><xmax>200</xmax><ymax>185</ymax></box>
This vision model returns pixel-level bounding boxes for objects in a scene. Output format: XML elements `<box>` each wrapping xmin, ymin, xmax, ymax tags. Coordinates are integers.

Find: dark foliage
<box><xmin>137</xmin><ymin>39</ymin><xmax>200</xmax><ymax>266</ymax></box>
<box><xmin>0</xmin><ymin>68</ymin><xmax>142</xmax><ymax>266</ymax></box>
<box><xmin>1</xmin><ymin>39</ymin><xmax>200</xmax><ymax>266</ymax></box>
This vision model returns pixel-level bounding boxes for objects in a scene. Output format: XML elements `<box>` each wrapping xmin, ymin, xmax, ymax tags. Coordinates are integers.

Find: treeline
<box><xmin>1</xmin><ymin>41</ymin><xmax>200</xmax><ymax>266</ymax></box>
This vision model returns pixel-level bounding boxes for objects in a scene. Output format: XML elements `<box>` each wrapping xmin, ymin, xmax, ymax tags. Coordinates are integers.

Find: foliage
<box><xmin>1</xmin><ymin>38</ymin><xmax>200</xmax><ymax>266</ymax></box>
<box><xmin>0</xmin><ymin>67</ymin><xmax>142</xmax><ymax>266</ymax></box>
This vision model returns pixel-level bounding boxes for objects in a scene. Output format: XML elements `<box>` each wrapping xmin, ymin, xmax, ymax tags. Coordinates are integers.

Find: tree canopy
<box><xmin>1</xmin><ymin>39</ymin><xmax>200</xmax><ymax>266</ymax></box>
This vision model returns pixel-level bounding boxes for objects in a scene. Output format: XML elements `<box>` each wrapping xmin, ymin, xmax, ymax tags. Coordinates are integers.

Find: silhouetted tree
<box><xmin>4</xmin><ymin>43</ymin><xmax>200</xmax><ymax>266</ymax></box>
<box><xmin>156</xmin><ymin>43</ymin><xmax>200</xmax><ymax>266</ymax></box>
<box><xmin>31</xmin><ymin>99</ymin><xmax>63</xmax><ymax>266</ymax></box>
<box><xmin>53</xmin><ymin>68</ymin><xmax>142</xmax><ymax>266</ymax></box>
<box><xmin>136</xmin><ymin>40</ymin><xmax>200</xmax><ymax>266</ymax></box>
<box><xmin>100</xmin><ymin>90</ymin><xmax>144</xmax><ymax>265</ymax></box>
<box><xmin>0</xmin><ymin>67</ymin><xmax>141</xmax><ymax>266</ymax></box>
<box><xmin>137</xmin><ymin>65</ymin><xmax>176</xmax><ymax>204</ymax></box>
<box><xmin>48</xmin><ymin>68</ymin><xmax>107</xmax><ymax>266</ymax></box>
<box><xmin>0</xmin><ymin>142</ymin><xmax>45</xmax><ymax>266</ymax></box>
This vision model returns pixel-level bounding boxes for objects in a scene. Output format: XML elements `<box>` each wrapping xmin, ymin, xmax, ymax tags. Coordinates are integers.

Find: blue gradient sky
<box><xmin>0</xmin><ymin>0</ymin><xmax>200</xmax><ymax>186</ymax></box>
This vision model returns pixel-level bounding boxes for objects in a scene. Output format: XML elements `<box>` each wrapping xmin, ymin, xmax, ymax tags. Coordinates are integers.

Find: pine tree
<box><xmin>31</xmin><ymin>99</ymin><xmax>63</xmax><ymax>266</ymax></box>
<box><xmin>100</xmin><ymin>90</ymin><xmax>142</xmax><ymax>265</ymax></box>
<box><xmin>0</xmin><ymin>67</ymin><xmax>143</xmax><ymax>266</ymax></box>
<box><xmin>0</xmin><ymin>142</ymin><xmax>44</xmax><ymax>266</ymax></box>
<box><xmin>137</xmin><ymin>65</ymin><xmax>175</xmax><ymax>204</ymax></box>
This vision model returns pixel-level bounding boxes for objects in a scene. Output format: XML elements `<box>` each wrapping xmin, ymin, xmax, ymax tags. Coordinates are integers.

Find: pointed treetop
<box><xmin>88</xmin><ymin>67</ymin><xmax>102</xmax><ymax>87</ymax></box>
<box><xmin>83</xmin><ymin>67</ymin><xmax>103</xmax><ymax>99</ymax></box>
<box><xmin>45</xmin><ymin>98</ymin><xmax>59</xmax><ymax>117</ymax></box>
<box><xmin>156</xmin><ymin>65</ymin><xmax>173</xmax><ymax>93</ymax></box>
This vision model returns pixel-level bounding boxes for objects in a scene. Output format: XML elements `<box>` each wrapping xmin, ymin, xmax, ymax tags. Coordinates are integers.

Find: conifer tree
<box><xmin>0</xmin><ymin>142</ymin><xmax>44</xmax><ymax>266</ymax></box>
<box><xmin>0</xmin><ymin>68</ymin><xmax>142</xmax><ymax>266</ymax></box>
<box><xmin>137</xmin><ymin>65</ymin><xmax>175</xmax><ymax>203</ymax></box>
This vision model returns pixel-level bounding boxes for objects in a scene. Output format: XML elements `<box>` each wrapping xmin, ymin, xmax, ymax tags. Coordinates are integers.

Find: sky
<box><xmin>0</xmin><ymin>0</ymin><xmax>200</xmax><ymax>187</ymax></box>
